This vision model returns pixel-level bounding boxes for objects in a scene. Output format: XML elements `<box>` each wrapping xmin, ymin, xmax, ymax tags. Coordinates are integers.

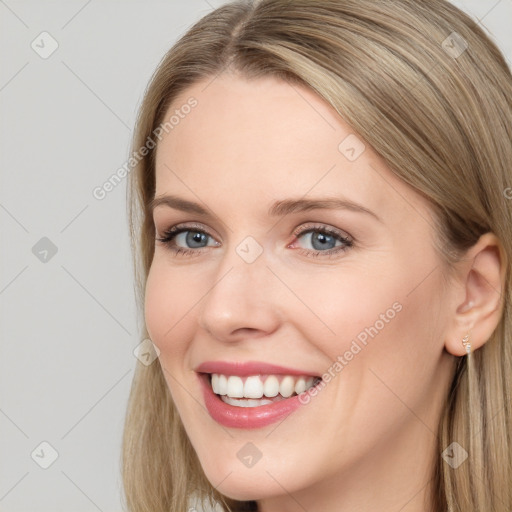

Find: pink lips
<box><xmin>196</xmin><ymin>360</ymin><xmax>320</xmax><ymax>429</ymax></box>
<box><xmin>196</xmin><ymin>360</ymin><xmax>319</xmax><ymax>377</ymax></box>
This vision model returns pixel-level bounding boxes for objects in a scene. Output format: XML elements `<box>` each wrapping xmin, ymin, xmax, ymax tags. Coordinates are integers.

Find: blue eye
<box><xmin>156</xmin><ymin>224</ymin><xmax>218</xmax><ymax>257</ymax></box>
<box><xmin>156</xmin><ymin>223</ymin><xmax>353</xmax><ymax>259</ymax></box>
<box><xmin>296</xmin><ymin>229</ymin><xmax>347</xmax><ymax>251</ymax></box>
<box><xmin>291</xmin><ymin>224</ymin><xmax>353</xmax><ymax>258</ymax></box>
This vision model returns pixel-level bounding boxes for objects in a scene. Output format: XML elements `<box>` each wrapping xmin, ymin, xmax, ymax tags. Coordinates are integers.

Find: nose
<box><xmin>197</xmin><ymin>242</ymin><xmax>282</xmax><ymax>343</ymax></box>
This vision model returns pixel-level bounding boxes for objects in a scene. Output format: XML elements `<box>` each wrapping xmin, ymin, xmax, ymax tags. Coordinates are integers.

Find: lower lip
<box><xmin>199</xmin><ymin>373</ymin><xmax>313</xmax><ymax>429</ymax></box>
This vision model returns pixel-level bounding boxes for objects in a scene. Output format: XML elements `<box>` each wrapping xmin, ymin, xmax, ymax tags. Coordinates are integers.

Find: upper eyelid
<box><xmin>160</xmin><ymin>222</ymin><xmax>214</xmax><ymax>235</ymax></box>
<box><xmin>157</xmin><ymin>223</ymin><xmax>215</xmax><ymax>241</ymax></box>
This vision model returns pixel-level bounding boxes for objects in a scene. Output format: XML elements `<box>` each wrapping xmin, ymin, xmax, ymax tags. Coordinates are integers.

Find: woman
<box><xmin>121</xmin><ymin>1</ymin><xmax>512</xmax><ymax>511</ymax></box>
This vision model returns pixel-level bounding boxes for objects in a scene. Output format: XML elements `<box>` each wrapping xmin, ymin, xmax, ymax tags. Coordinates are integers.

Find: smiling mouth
<box><xmin>207</xmin><ymin>373</ymin><xmax>322</xmax><ymax>408</ymax></box>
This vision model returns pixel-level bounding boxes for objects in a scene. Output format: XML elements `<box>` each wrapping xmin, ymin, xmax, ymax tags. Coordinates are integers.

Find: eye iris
<box><xmin>186</xmin><ymin>231</ymin><xmax>208</xmax><ymax>248</ymax></box>
<box><xmin>311</xmin><ymin>232</ymin><xmax>336</xmax><ymax>250</ymax></box>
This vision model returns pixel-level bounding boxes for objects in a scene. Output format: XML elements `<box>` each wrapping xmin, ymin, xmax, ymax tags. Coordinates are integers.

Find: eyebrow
<box><xmin>149</xmin><ymin>194</ymin><xmax>381</xmax><ymax>222</ymax></box>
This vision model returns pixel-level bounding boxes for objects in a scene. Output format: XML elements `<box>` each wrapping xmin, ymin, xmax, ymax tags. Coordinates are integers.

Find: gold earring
<box><xmin>462</xmin><ymin>334</ymin><xmax>471</xmax><ymax>355</ymax></box>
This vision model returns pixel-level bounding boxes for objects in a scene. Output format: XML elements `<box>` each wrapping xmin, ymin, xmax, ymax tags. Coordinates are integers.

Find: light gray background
<box><xmin>1</xmin><ymin>1</ymin><xmax>510</xmax><ymax>511</ymax></box>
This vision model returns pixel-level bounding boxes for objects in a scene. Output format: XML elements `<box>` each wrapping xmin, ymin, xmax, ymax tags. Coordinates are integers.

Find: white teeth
<box><xmin>221</xmin><ymin>396</ymin><xmax>275</xmax><ymax>407</ymax></box>
<box><xmin>226</xmin><ymin>376</ymin><xmax>244</xmax><ymax>398</ymax></box>
<box><xmin>294</xmin><ymin>377</ymin><xmax>306</xmax><ymax>394</ymax></box>
<box><xmin>244</xmin><ymin>375</ymin><xmax>264</xmax><ymax>398</ymax></box>
<box><xmin>211</xmin><ymin>373</ymin><xmax>220</xmax><ymax>394</ymax></box>
<box><xmin>218</xmin><ymin>374</ymin><xmax>228</xmax><ymax>395</ymax></box>
<box><xmin>210</xmin><ymin>373</ymin><xmax>319</xmax><ymax>400</ymax></box>
<box><xmin>263</xmin><ymin>375</ymin><xmax>280</xmax><ymax>397</ymax></box>
<box><xmin>279</xmin><ymin>376</ymin><xmax>295</xmax><ymax>398</ymax></box>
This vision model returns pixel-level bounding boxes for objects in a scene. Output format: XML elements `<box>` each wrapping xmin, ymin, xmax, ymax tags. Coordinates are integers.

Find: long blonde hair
<box><xmin>121</xmin><ymin>1</ymin><xmax>512</xmax><ymax>510</ymax></box>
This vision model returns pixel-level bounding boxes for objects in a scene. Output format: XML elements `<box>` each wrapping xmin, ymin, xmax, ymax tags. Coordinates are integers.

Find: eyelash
<box><xmin>155</xmin><ymin>222</ymin><xmax>354</xmax><ymax>259</ymax></box>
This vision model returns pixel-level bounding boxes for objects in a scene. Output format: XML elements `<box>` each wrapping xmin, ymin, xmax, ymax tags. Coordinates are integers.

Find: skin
<box><xmin>145</xmin><ymin>72</ymin><xmax>505</xmax><ymax>512</ymax></box>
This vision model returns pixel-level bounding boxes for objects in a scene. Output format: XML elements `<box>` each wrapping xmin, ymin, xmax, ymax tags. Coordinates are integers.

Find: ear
<box><xmin>444</xmin><ymin>232</ymin><xmax>507</xmax><ymax>357</ymax></box>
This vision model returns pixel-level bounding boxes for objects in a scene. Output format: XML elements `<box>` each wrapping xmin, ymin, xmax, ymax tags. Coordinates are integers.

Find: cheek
<box><xmin>299</xmin><ymin>257</ymin><xmax>447</xmax><ymax>403</ymax></box>
<box><xmin>276</xmin><ymin>264</ymin><xmax>407</xmax><ymax>358</ymax></box>
<box><xmin>144</xmin><ymin>257</ymin><xmax>197</xmax><ymax>358</ymax></box>
<box><xmin>332</xmin><ymin>265</ymin><xmax>449</xmax><ymax>424</ymax></box>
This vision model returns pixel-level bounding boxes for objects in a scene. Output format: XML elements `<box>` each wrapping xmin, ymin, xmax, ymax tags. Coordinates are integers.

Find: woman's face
<box><xmin>145</xmin><ymin>73</ymin><xmax>457</xmax><ymax>505</ymax></box>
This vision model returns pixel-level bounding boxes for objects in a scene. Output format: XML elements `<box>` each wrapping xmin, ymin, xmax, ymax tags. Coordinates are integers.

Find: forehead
<box><xmin>155</xmin><ymin>73</ymin><xmax>344</xmax><ymax>170</ymax></box>
<box><xmin>153</xmin><ymin>73</ymin><xmax>431</xmax><ymax>226</ymax></box>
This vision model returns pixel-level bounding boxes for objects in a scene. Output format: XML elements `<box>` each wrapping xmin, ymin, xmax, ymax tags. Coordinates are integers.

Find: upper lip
<box><xmin>195</xmin><ymin>360</ymin><xmax>321</xmax><ymax>377</ymax></box>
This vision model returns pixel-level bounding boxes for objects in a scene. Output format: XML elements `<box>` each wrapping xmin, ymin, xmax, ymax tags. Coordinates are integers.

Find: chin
<box><xmin>198</xmin><ymin>455</ymin><xmax>309</xmax><ymax>502</ymax></box>
<box><xmin>206</xmin><ymin>476</ymin><xmax>279</xmax><ymax>502</ymax></box>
